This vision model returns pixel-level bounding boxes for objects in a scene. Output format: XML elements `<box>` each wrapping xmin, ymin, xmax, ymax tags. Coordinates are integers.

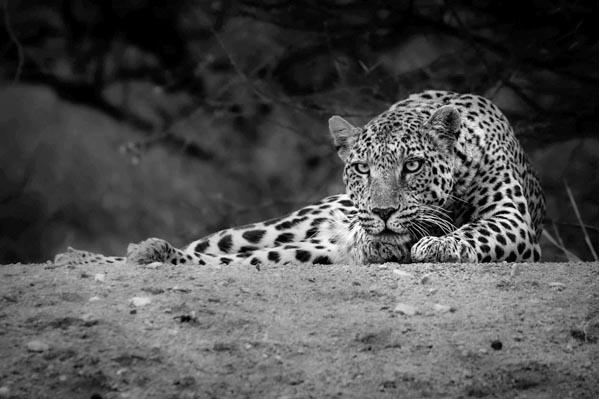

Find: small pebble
<box><xmin>420</xmin><ymin>274</ymin><xmax>432</xmax><ymax>284</ymax></box>
<box><xmin>392</xmin><ymin>269</ymin><xmax>414</xmax><ymax>278</ymax></box>
<box><xmin>94</xmin><ymin>273</ymin><xmax>105</xmax><ymax>282</ymax></box>
<box><xmin>89</xmin><ymin>296</ymin><xmax>101</xmax><ymax>302</ymax></box>
<box><xmin>433</xmin><ymin>303</ymin><xmax>453</xmax><ymax>313</ymax></box>
<box><xmin>548</xmin><ymin>282</ymin><xmax>566</xmax><ymax>291</ymax></box>
<box><xmin>510</xmin><ymin>264</ymin><xmax>519</xmax><ymax>277</ymax></box>
<box><xmin>427</xmin><ymin>288</ymin><xmax>438</xmax><ymax>295</ymax></box>
<box><xmin>58</xmin><ymin>375</ymin><xmax>67</xmax><ymax>382</ymax></box>
<box><xmin>0</xmin><ymin>386</ymin><xmax>10</xmax><ymax>397</ymax></box>
<box><xmin>564</xmin><ymin>342</ymin><xmax>574</xmax><ymax>352</ymax></box>
<box><xmin>146</xmin><ymin>262</ymin><xmax>163</xmax><ymax>269</ymax></box>
<box><xmin>26</xmin><ymin>340</ymin><xmax>49</xmax><ymax>352</ymax></box>
<box><xmin>130</xmin><ymin>297</ymin><xmax>151</xmax><ymax>307</ymax></box>
<box><xmin>81</xmin><ymin>313</ymin><xmax>95</xmax><ymax>322</ymax></box>
<box><xmin>478</xmin><ymin>348</ymin><xmax>488</xmax><ymax>354</ymax></box>
<box><xmin>393</xmin><ymin>303</ymin><xmax>418</xmax><ymax>316</ymax></box>
<box><xmin>490</xmin><ymin>340</ymin><xmax>503</xmax><ymax>350</ymax></box>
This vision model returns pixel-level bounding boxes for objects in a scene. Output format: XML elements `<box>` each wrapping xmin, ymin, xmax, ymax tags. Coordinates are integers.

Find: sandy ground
<box><xmin>0</xmin><ymin>260</ymin><xmax>597</xmax><ymax>399</ymax></box>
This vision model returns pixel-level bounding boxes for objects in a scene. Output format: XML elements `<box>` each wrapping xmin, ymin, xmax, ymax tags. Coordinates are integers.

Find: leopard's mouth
<box><xmin>358</xmin><ymin>215</ymin><xmax>413</xmax><ymax>241</ymax></box>
<box><xmin>377</xmin><ymin>227</ymin><xmax>411</xmax><ymax>238</ymax></box>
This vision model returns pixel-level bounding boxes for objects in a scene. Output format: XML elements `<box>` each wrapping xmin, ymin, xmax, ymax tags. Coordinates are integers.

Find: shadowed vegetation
<box><xmin>1</xmin><ymin>0</ymin><xmax>598</xmax><ymax>262</ymax></box>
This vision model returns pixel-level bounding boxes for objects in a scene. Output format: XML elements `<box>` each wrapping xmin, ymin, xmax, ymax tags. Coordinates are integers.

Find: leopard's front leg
<box><xmin>411</xmin><ymin>195</ymin><xmax>541</xmax><ymax>263</ymax></box>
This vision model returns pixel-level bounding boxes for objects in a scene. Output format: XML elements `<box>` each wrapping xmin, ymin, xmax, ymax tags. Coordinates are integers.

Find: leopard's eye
<box><xmin>352</xmin><ymin>163</ymin><xmax>370</xmax><ymax>175</ymax></box>
<box><xmin>403</xmin><ymin>159</ymin><xmax>423</xmax><ymax>173</ymax></box>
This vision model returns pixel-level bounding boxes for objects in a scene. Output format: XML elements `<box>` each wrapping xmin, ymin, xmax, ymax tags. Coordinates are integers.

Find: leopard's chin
<box><xmin>361</xmin><ymin>230</ymin><xmax>414</xmax><ymax>264</ymax></box>
<box><xmin>363</xmin><ymin>243</ymin><xmax>412</xmax><ymax>264</ymax></box>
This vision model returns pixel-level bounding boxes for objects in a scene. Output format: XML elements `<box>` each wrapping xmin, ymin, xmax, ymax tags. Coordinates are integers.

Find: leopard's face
<box><xmin>331</xmin><ymin>107</ymin><xmax>459</xmax><ymax>262</ymax></box>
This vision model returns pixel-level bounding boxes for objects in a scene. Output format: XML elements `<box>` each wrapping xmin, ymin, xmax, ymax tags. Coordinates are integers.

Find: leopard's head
<box><xmin>329</xmin><ymin>105</ymin><xmax>460</xmax><ymax>263</ymax></box>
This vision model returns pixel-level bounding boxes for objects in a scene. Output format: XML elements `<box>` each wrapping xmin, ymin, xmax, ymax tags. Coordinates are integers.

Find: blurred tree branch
<box><xmin>1</xmin><ymin>0</ymin><xmax>598</xmax><ymax>148</ymax></box>
<box><xmin>2</xmin><ymin>0</ymin><xmax>23</xmax><ymax>82</ymax></box>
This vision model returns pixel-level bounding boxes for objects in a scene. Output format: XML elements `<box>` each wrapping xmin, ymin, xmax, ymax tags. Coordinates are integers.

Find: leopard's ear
<box><xmin>329</xmin><ymin>115</ymin><xmax>360</xmax><ymax>162</ymax></box>
<box><xmin>423</xmin><ymin>105</ymin><xmax>461</xmax><ymax>152</ymax></box>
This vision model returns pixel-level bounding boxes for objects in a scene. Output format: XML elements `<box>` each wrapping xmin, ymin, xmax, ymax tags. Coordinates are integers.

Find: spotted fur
<box><xmin>55</xmin><ymin>90</ymin><xmax>545</xmax><ymax>267</ymax></box>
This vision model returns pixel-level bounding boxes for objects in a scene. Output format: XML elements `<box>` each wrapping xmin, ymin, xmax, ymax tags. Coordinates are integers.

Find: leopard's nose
<box><xmin>372</xmin><ymin>207</ymin><xmax>396</xmax><ymax>222</ymax></box>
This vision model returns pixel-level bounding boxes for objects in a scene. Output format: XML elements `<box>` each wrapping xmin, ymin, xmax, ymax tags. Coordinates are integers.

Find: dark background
<box><xmin>1</xmin><ymin>0</ymin><xmax>598</xmax><ymax>263</ymax></box>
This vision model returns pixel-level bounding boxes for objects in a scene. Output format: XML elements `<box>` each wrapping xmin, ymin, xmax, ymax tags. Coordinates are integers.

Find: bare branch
<box><xmin>2</xmin><ymin>0</ymin><xmax>23</xmax><ymax>83</ymax></box>
<box><xmin>565</xmin><ymin>181</ymin><xmax>598</xmax><ymax>261</ymax></box>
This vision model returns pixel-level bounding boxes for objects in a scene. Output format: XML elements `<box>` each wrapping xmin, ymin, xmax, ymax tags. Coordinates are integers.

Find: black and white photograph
<box><xmin>1</xmin><ymin>1</ymin><xmax>598</xmax><ymax>398</ymax></box>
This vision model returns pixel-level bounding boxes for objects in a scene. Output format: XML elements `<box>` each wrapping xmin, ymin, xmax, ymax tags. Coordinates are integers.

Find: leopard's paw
<box><xmin>54</xmin><ymin>247</ymin><xmax>124</xmax><ymax>266</ymax></box>
<box><xmin>411</xmin><ymin>236</ymin><xmax>477</xmax><ymax>263</ymax></box>
<box><xmin>127</xmin><ymin>237</ymin><xmax>176</xmax><ymax>265</ymax></box>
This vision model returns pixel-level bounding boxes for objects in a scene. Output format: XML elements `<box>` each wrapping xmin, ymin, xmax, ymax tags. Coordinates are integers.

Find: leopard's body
<box><xmin>55</xmin><ymin>90</ymin><xmax>545</xmax><ymax>268</ymax></box>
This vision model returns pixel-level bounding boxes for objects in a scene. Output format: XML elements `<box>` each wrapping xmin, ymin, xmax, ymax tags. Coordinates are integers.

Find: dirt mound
<box><xmin>1</xmin><ymin>261</ymin><xmax>597</xmax><ymax>398</ymax></box>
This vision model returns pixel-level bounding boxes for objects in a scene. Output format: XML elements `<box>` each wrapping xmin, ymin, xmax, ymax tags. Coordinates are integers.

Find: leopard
<box><xmin>55</xmin><ymin>90</ymin><xmax>545</xmax><ymax>268</ymax></box>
